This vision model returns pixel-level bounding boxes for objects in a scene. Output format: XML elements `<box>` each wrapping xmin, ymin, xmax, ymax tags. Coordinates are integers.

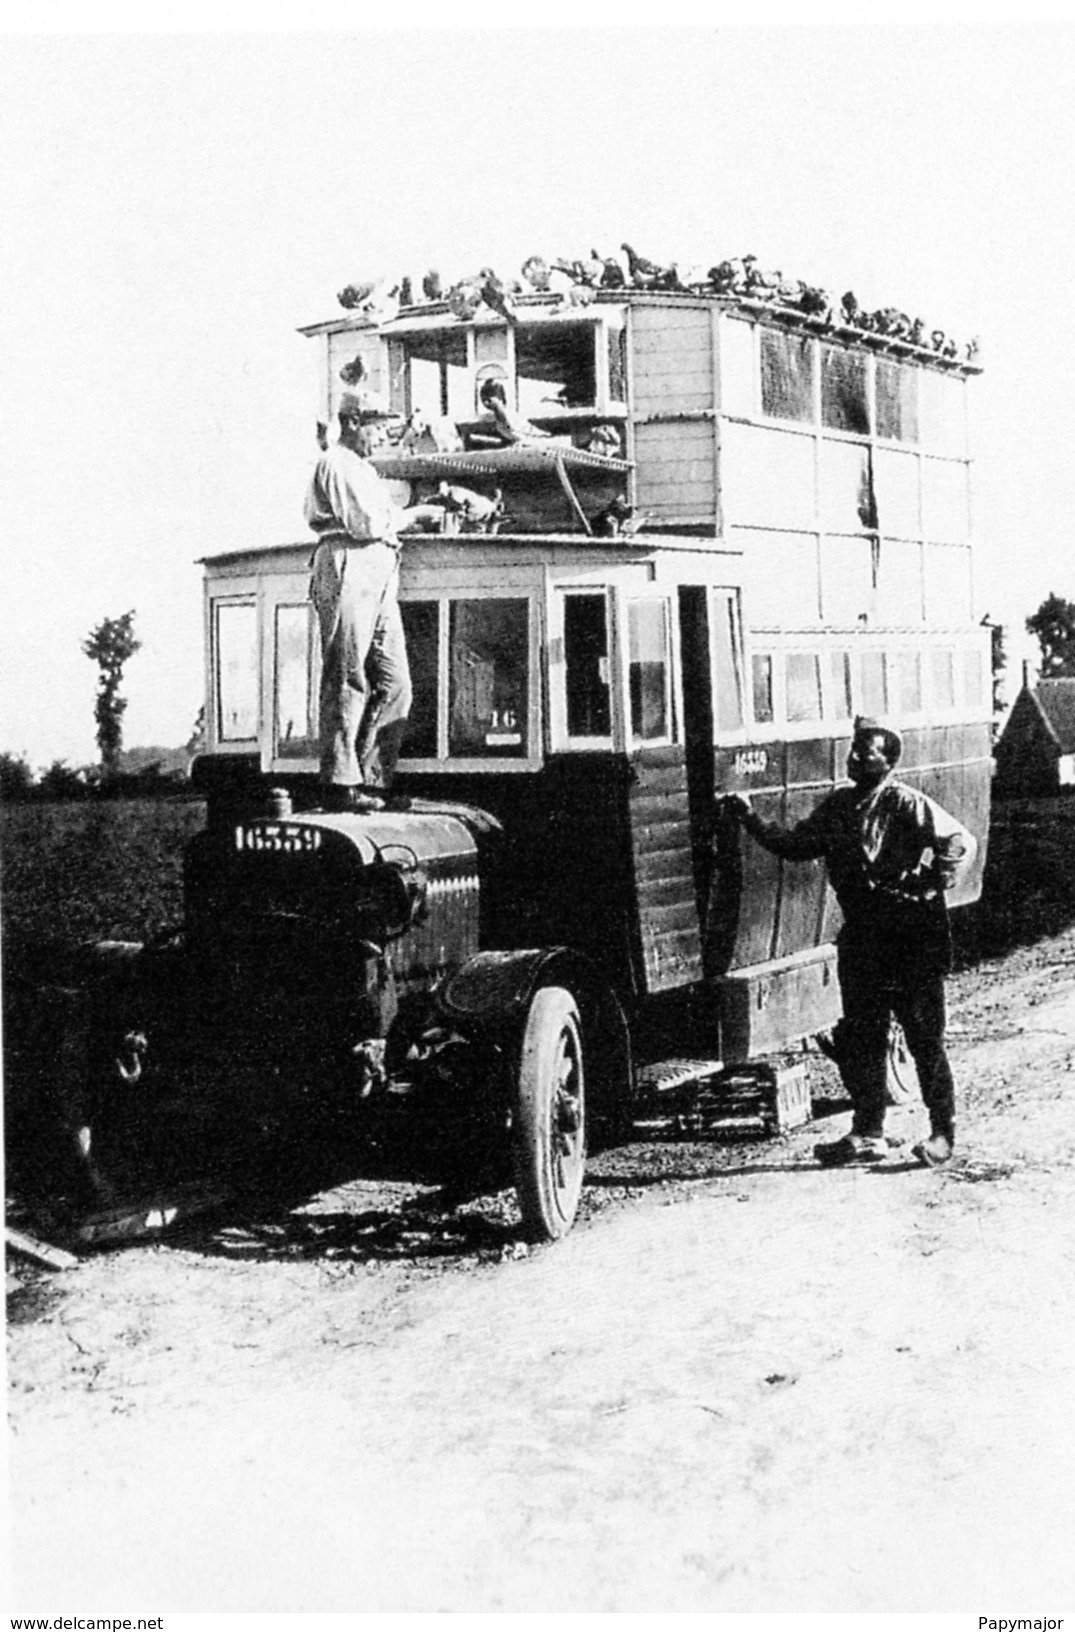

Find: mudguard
<box><xmin>435</xmin><ymin>947</ymin><xmax>634</xmax><ymax>1141</ymax></box>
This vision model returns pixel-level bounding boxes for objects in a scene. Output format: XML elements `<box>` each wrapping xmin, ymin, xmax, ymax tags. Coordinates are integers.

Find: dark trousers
<box><xmin>836</xmin><ymin>925</ymin><xmax>956</xmax><ymax>1142</ymax></box>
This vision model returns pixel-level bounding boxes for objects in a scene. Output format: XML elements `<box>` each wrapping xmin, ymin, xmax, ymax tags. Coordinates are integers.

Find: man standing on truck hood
<box><xmin>304</xmin><ymin>389</ymin><xmax>438</xmax><ymax>812</ymax></box>
<box><xmin>724</xmin><ymin>717</ymin><xmax>977</xmax><ymax>1168</ymax></box>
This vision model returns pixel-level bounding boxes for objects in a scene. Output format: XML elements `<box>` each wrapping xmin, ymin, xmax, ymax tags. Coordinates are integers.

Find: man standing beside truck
<box><xmin>724</xmin><ymin>717</ymin><xmax>977</xmax><ymax>1168</ymax></box>
<box><xmin>303</xmin><ymin>389</ymin><xmax>438</xmax><ymax>812</ymax></box>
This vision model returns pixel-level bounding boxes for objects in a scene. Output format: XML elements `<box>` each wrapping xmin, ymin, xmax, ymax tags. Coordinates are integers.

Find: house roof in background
<box><xmin>1031</xmin><ymin>679</ymin><xmax>1075</xmax><ymax>754</ymax></box>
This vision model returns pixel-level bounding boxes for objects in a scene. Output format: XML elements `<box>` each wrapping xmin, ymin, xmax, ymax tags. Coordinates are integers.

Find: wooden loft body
<box><xmin>299</xmin><ymin>284</ymin><xmax>980</xmax><ymax>638</ymax></box>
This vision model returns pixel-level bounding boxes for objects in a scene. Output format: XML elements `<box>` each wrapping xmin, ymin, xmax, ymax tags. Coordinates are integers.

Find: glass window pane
<box><xmin>895</xmin><ymin>649</ymin><xmax>922</xmax><ymax>714</ymax></box>
<box><xmin>876</xmin><ymin>538</ymin><xmax>923</xmax><ymax>625</ymax></box>
<box><xmin>627</xmin><ymin>600</ymin><xmax>670</xmax><ymax>741</ymax></box>
<box><xmin>713</xmin><ymin>591</ymin><xmax>745</xmax><ymax>734</ymax></box>
<box><xmin>721</xmin><ymin>317</ymin><xmax>755</xmax><ymax>417</ymax></box>
<box><xmin>516</xmin><ymin>322</ymin><xmax>596</xmax><ymax>416</ymax></box>
<box><xmin>820</xmin><ymin>440</ymin><xmax>876</xmax><ymax>534</ymax></box>
<box><xmin>752</xmin><ymin>653</ymin><xmax>774</xmax><ymax>724</ymax></box>
<box><xmin>448</xmin><ymin>599</ymin><xmax>530</xmax><ymax>758</ymax></box>
<box><xmin>275</xmin><ymin>604</ymin><xmax>315</xmax><ymax>759</ymax></box>
<box><xmin>820</xmin><ymin>535</ymin><xmax>874</xmax><ymax>626</ymax></box>
<box><xmin>722</xmin><ymin>421</ymin><xmax>815</xmax><ymax>531</ymax></box>
<box><xmin>399</xmin><ymin>600</ymin><xmax>439</xmax><ymax>758</ymax></box>
<box><xmin>744</xmin><ymin>528</ymin><xmax>820</xmax><ymax>625</ymax></box>
<box><xmin>831</xmin><ymin>651</ymin><xmax>853</xmax><ymax>720</ymax></box>
<box><xmin>931</xmin><ymin>647</ymin><xmax>956</xmax><ymax>710</ymax></box>
<box><xmin>216</xmin><ymin>601</ymin><xmax>258</xmax><ymax>742</ymax></box>
<box><xmin>923</xmin><ymin>460</ymin><xmax>969</xmax><ymax>541</ymax></box>
<box><xmin>821</xmin><ymin>345</ymin><xmax>869</xmax><ymax>434</ymax></box>
<box><xmin>873</xmin><ymin>447</ymin><xmax>920</xmax><ymax>540</ymax></box>
<box><xmin>860</xmin><ymin>650</ymin><xmax>887</xmax><ymax>716</ymax></box>
<box><xmin>920</xmin><ymin>370</ymin><xmax>966</xmax><ymax>456</ymax></box>
<box><xmin>564</xmin><ymin>592</ymin><xmax>611</xmax><ymax>738</ymax></box>
<box><xmin>876</xmin><ymin>360</ymin><xmax>918</xmax><ymax>443</ymax></box>
<box><xmin>786</xmin><ymin>652</ymin><xmax>822</xmax><ymax>722</ymax></box>
<box><xmin>760</xmin><ymin>329</ymin><xmax>814</xmax><ymax>423</ymax></box>
<box><xmin>924</xmin><ymin>544</ymin><xmax>972</xmax><ymax>622</ymax></box>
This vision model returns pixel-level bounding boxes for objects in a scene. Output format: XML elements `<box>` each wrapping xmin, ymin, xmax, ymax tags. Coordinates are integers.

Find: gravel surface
<box><xmin>8</xmin><ymin>919</ymin><xmax>1075</xmax><ymax>1612</ymax></box>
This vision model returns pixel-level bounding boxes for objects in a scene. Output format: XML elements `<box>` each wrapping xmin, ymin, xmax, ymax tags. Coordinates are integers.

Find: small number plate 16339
<box><xmin>234</xmin><ymin>823</ymin><xmax>322</xmax><ymax>853</ymax></box>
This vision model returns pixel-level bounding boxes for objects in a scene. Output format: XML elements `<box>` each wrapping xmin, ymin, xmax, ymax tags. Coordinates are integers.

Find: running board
<box><xmin>634</xmin><ymin>1059</ymin><xmax>812</xmax><ymax>1139</ymax></box>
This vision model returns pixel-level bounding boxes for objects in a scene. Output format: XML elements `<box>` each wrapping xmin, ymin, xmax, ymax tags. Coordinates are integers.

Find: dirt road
<box><xmin>8</xmin><ymin>933</ymin><xmax>1075</xmax><ymax>1614</ymax></box>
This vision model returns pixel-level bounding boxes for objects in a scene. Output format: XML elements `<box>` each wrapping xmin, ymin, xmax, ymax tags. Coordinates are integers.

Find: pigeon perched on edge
<box><xmin>478</xmin><ymin>268</ymin><xmax>517</xmax><ymax>324</ymax></box>
<box><xmin>621</xmin><ymin>243</ymin><xmax>679</xmax><ymax>289</ymax></box>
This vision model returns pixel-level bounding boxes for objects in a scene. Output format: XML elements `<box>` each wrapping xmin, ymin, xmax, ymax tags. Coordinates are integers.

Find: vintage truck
<box><xmin>60</xmin><ymin>262</ymin><xmax>992</xmax><ymax>1240</ymax></box>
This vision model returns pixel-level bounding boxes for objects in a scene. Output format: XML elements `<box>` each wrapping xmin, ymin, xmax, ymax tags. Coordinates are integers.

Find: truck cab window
<box><xmin>627</xmin><ymin>598</ymin><xmax>671</xmax><ymax>743</ymax></box>
<box><xmin>215</xmin><ymin>600</ymin><xmax>258</xmax><ymax>742</ymax></box>
<box><xmin>449</xmin><ymin>599</ymin><xmax>530</xmax><ymax>758</ymax></box>
<box><xmin>786</xmin><ymin>652</ymin><xmax>822</xmax><ymax>722</ymax></box>
<box><xmin>861</xmin><ymin>650</ymin><xmax>888</xmax><ymax>715</ymax></box>
<box><xmin>752</xmin><ymin>652</ymin><xmax>774</xmax><ymax>724</ymax></box>
<box><xmin>399</xmin><ymin>600</ymin><xmax>440</xmax><ymax>758</ymax></box>
<box><xmin>712</xmin><ymin>589</ymin><xmax>745</xmax><ymax>734</ymax></box>
<box><xmin>564</xmin><ymin>592</ymin><xmax>612</xmax><ymax>739</ymax></box>
<box><xmin>274</xmin><ymin>603</ymin><xmax>316</xmax><ymax>759</ymax></box>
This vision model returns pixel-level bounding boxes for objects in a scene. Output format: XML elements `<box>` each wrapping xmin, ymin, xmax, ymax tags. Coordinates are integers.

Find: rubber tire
<box><xmin>512</xmin><ymin>986</ymin><xmax>586</xmax><ymax>1242</ymax></box>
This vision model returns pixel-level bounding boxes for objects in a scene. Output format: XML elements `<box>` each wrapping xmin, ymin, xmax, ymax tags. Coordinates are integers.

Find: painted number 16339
<box><xmin>733</xmin><ymin>749</ymin><xmax>769</xmax><ymax>776</ymax></box>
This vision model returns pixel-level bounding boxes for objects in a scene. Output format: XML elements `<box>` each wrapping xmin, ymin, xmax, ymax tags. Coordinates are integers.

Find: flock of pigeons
<box><xmin>336</xmin><ymin>243</ymin><xmax>980</xmax><ymax>365</ymax></box>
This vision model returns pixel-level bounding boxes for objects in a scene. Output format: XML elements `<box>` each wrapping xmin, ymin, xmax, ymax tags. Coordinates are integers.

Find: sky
<box><xmin>2</xmin><ymin>16</ymin><xmax>1074</xmax><ymax>769</ymax></box>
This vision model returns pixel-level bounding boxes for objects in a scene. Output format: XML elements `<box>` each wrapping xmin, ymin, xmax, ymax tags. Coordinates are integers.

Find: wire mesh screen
<box><xmin>876</xmin><ymin>360</ymin><xmax>919</xmax><ymax>443</ymax></box>
<box><xmin>760</xmin><ymin>329</ymin><xmax>814</xmax><ymax>422</ymax></box>
<box><xmin>821</xmin><ymin>346</ymin><xmax>869</xmax><ymax>434</ymax></box>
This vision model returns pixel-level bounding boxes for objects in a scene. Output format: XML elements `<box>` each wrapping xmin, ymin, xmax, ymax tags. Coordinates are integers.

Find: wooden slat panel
<box><xmin>635</xmin><ymin>462</ymin><xmax>716</xmax><ymax>486</ymax></box>
<box><xmin>643</xmin><ymin>927</ymin><xmax>707</xmax><ymax>988</ymax></box>
<box><xmin>632</xmin><ymin>311</ymin><xmax>713</xmax><ymax>343</ymax></box>
<box><xmin>635</xmin><ymin>418</ymin><xmax>715</xmax><ymax>444</ymax></box>
<box><xmin>638</xmin><ymin>875</ymin><xmax>700</xmax><ymax>912</ymax></box>
<box><xmin>629</xmin><ymin>818</ymin><xmax>693</xmax><ymax>855</ymax></box>
<box><xmin>627</xmin><ymin>749</ymin><xmax>703</xmax><ymax>992</ymax></box>
<box><xmin>773</xmin><ymin>787</ymin><xmax>828</xmax><ymax>961</ymax></box>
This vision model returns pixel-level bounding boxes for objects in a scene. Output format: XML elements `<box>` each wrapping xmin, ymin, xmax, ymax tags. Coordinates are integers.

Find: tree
<box><xmin>82</xmin><ymin>611</ymin><xmax>142</xmax><ymax>779</ymax></box>
<box><xmin>982</xmin><ymin>617</ymin><xmax>1007</xmax><ymax>737</ymax></box>
<box><xmin>186</xmin><ymin>703</ymin><xmax>206</xmax><ymax>756</ymax></box>
<box><xmin>37</xmin><ymin>759</ymin><xmax>93</xmax><ymax>801</ymax></box>
<box><xmin>0</xmin><ymin>750</ymin><xmax>35</xmax><ymax>803</ymax></box>
<box><xmin>1025</xmin><ymin>593</ymin><xmax>1075</xmax><ymax>680</ymax></box>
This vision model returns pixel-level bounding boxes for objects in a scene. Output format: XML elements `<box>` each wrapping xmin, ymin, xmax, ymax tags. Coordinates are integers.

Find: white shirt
<box><xmin>303</xmin><ymin>441</ymin><xmax>403</xmax><ymax>541</ymax></box>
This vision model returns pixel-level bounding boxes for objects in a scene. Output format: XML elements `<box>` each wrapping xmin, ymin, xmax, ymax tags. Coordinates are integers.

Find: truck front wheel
<box><xmin>512</xmin><ymin>986</ymin><xmax>586</xmax><ymax>1242</ymax></box>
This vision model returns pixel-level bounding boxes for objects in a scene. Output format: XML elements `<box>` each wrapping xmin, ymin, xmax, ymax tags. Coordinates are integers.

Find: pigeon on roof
<box><xmin>621</xmin><ymin>243</ymin><xmax>679</xmax><ymax>289</ymax></box>
<box><xmin>521</xmin><ymin>255</ymin><xmax>552</xmax><ymax>291</ymax></box>
<box><xmin>598</xmin><ymin>254</ymin><xmax>627</xmax><ymax>288</ymax></box>
<box><xmin>479</xmin><ymin>268</ymin><xmax>517</xmax><ymax>324</ymax></box>
<box><xmin>337</xmin><ymin>277</ymin><xmax>382</xmax><ymax>310</ymax></box>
